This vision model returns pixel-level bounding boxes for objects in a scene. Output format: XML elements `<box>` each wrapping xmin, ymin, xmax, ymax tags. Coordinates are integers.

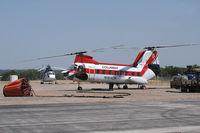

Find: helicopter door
<box><xmin>119</xmin><ymin>71</ymin><xmax>125</xmax><ymax>78</ymax></box>
<box><xmin>89</xmin><ymin>68</ymin><xmax>95</xmax><ymax>80</ymax></box>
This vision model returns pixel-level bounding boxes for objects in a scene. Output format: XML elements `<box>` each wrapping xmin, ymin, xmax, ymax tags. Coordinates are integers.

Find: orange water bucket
<box><xmin>3</xmin><ymin>78</ymin><xmax>32</xmax><ymax>97</ymax></box>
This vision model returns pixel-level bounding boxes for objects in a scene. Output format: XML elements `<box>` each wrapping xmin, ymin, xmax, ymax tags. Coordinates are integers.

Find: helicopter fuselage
<box><xmin>64</xmin><ymin>50</ymin><xmax>160</xmax><ymax>89</ymax></box>
<box><xmin>41</xmin><ymin>71</ymin><xmax>56</xmax><ymax>82</ymax></box>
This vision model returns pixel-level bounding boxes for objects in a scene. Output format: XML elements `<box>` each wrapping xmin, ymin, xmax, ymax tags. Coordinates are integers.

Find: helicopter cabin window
<box><xmin>114</xmin><ymin>71</ymin><xmax>118</xmax><ymax>75</ymax></box>
<box><xmin>132</xmin><ymin>72</ymin><xmax>135</xmax><ymax>76</ymax></box>
<box><xmin>102</xmin><ymin>70</ymin><xmax>106</xmax><ymax>74</ymax></box>
<box><xmin>126</xmin><ymin>72</ymin><xmax>129</xmax><ymax>76</ymax></box>
<box><xmin>137</xmin><ymin>73</ymin><xmax>140</xmax><ymax>76</ymax></box>
<box><xmin>108</xmin><ymin>71</ymin><xmax>112</xmax><ymax>75</ymax></box>
<box><xmin>120</xmin><ymin>71</ymin><xmax>124</xmax><ymax>76</ymax></box>
<box><xmin>97</xmin><ymin>70</ymin><xmax>100</xmax><ymax>74</ymax></box>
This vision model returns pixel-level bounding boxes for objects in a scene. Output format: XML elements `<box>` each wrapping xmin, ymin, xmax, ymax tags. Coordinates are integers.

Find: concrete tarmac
<box><xmin>0</xmin><ymin>100</ymin><xmax>200</xmax><ymax>133</ymax></box>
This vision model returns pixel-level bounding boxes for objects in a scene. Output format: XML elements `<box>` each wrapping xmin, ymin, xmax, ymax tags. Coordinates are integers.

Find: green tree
<box><xmin>159</xmin><ymin>66</ymin><xmax>187</xmax><ymax>77</ymax></box>
<box><xmin>1</xmin><ymin>70</ymin><xmax>18</xmax><ymax>81</ymax></box>
<box><xmin>56</xmin><ymin>73</ymin><xmax>64</xmax><ymax>80</ymax></box>
<box><xmin>18</xmin><ymin>70</ymin><xmax>40</xmax><ymax>80</ymax></box>
<box><xmin>192</xmin><ymin>64</ymin><xmax>200</xmax><ymax>68</ymax></box>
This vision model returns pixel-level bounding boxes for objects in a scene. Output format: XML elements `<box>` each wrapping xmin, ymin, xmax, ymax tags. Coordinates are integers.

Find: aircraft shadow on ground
<box><xmin>165</xmin><ymin>90</ymin><xmax>181</xmax><ymax>93</ymax></box>
<box><xmin>58</xmin><ymin>87</ymin><xmax>161</xmax><ymax>92</ymax></box>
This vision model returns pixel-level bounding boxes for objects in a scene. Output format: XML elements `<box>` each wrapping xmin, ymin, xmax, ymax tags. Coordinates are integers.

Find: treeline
<box><xmin>159</xmin><ymin>66</ymin><xmax>186</xmax><ymax>77</ymax></box>
<box><xmin>0</xmin><ymin>70</ymin><xmax>64</xmax><ymax>81</ymax></box>
<box><xmin>159</xmin><ymin>65</ymin><xmax>200</xmax><ymax>77</ymax></box>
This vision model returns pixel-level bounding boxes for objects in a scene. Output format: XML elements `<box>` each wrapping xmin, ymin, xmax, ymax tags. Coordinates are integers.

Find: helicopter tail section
<box><xmin>133</xmin><ymin>50</ymin><xmax>160</xmax><ymax>79</ymax></box>
<box><xmin>133</xmin><ymin>50</ymin><xmax>159</xmax><ymax>67</ymax></box>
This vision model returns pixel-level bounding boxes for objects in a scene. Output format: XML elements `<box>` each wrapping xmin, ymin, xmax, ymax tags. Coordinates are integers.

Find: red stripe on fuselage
<box><xmin>85</xmin><ymin>68</ymin><xmax>138</xmax><ymax>76</ymax></box>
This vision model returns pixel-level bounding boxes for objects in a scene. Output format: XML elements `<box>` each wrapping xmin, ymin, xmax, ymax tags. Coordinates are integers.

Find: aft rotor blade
<box><xmin>144</xmin><ymin>44</ymin><xmax>200</xmax><ymax>50</ymax></box>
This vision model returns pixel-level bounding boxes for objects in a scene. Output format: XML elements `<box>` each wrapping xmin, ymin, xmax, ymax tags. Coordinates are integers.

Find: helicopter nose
<box><xmin>63</xmin><ymin>71</ymin><xmax>69</xmax><ymax>77</ymax></box>
<box><xmin>63</xmin><ymin>71</ymin><xmax>75</xmax><ymax>80</ymax></box>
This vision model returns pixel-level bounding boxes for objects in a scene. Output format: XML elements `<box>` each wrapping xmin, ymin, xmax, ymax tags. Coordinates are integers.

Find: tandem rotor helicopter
<box><xmin>24</xmin><ymin>44</ymin><xmax>200</xmax><ymax>90</ymax></box>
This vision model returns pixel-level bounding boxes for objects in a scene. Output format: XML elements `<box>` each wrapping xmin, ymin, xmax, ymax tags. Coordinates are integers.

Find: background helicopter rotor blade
<box><xmin>38</xmin><ymin>65</ymin><xmax>46</xmax><ymax>72</ymax></box>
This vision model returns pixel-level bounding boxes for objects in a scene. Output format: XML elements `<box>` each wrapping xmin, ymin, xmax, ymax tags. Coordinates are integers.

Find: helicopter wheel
<box><xmin>77</xmin><ymin>82</ymin><xmax>82</xmax><ymax>90</ymax></box>
<box><xmin>40</xmin><ymin>82</ymin><xmax>44</xmax><ymax>84</ymax></box>
<box><xmin>77</xmin><ymin>86</ymin><xmax>82</xmax><ymax>90</ymax></box>
<box><xmin>109</xmin><ymin>83</ymin><xmax>114</xmax><ymax>90</ymax></box>
<box><xmin>123</xmin><ymin>84</ymin><xmax>128</xmax><ymax>89</ymax></box>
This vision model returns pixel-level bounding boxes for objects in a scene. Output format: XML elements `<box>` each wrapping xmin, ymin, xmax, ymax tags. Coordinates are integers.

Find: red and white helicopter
<box><xmin>25</xmin><ymin>44</ymin><xmax>200</xmax><ymax>90</ymax></box>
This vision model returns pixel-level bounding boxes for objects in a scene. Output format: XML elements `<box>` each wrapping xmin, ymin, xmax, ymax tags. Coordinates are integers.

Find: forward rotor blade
<box><xmin>20</xmin><ymin>54</ymin><xmax>69</xmax><ymax>63</ymax></box>
<box><xmin>87</xmin><ymin>48</ymin><xmax>105</xmax><ymax>54</ymax></box>
<box><xmin>109</xmin><ymin>44</ymin><xmax>125</xmax><ymax>49</ymax></box>
<box><xmin>19</xmin><ymin>44</ymin><xmax>122</xmax><ymax>63</ymax></box>
<box><xmin>87</xmin><ymin>45</ymin><xmax>125</xmax><ymax>54</ymax></box>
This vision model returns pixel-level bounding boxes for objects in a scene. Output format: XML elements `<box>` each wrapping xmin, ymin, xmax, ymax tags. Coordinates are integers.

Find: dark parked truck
<box><xmin>170</xmin><ymin>66</ymin><xmax>200</xmax><ymax>92</ymax></box>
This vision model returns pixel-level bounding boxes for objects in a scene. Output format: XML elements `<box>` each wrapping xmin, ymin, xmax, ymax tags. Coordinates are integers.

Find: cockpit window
<box><xmin>68</xmin><ymin>64</ymin><xmax>77</xmax><ymax>71</ymax></box>
<box><xmin>78</xmin><ymin>65</ymin><xmax>84</xmax><ymax>72</ymax></box>
<box><xmin>48</xmin><ymin>71</ymin><xmax>55</xmax><ymax>74</ymax></box>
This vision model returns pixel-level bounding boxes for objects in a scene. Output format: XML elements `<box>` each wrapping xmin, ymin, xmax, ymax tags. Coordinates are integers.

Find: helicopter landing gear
<box><xmin>109</xmin><ymin>83</ymin><xmax>114</xmax><ymax>90</ymax></box>
<box><xmin>40</xmin><ymin>81</ymin><xmax>44</xmax><ymax>84</ymax></box>
<box><xmin>116</xmin><ymin>84</ymin><xmax>120</xmax><ymax>89</ymax></box>
<box><xmin>123</xmin><ymin>84</ymin><xmax>128</xmax><ymax>89</ymax></box>
<box><xmin>77</xmin><ymin>82</ymin><xmax>82</xmax><ymax>90</ymax></box>
<box><xmin>138</xmin><ymin>84</ymin><xmax>146</xmax><ymax>89</ymax></box>
<box><xmin>77</xmin><ymin>86</ymin><xmax>82</xmax><ymax>90</ymax></box>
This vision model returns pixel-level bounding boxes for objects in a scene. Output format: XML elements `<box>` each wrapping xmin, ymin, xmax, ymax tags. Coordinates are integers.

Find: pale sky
<box><xmin>0</xmin><ymin>0</ymin><xmax>200</xmax><ymax>69</ymax></box>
